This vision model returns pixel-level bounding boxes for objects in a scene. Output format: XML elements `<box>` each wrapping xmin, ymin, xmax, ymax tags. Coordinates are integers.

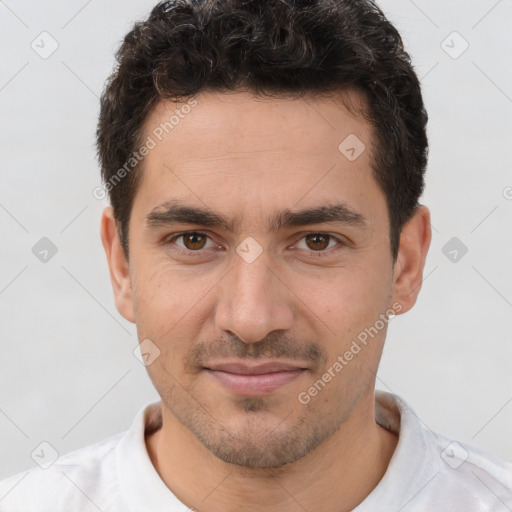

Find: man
<box><xmin>1</xmin><ymin>0</ymin><xmax>511</xmax><ymax>510</ymax></box>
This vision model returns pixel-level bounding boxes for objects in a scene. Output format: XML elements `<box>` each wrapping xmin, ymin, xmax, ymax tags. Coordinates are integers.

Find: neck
<box><xmin>145</xmin><ymin>389</ymin><xmax>398</xmax><ymax>512</ymax></box>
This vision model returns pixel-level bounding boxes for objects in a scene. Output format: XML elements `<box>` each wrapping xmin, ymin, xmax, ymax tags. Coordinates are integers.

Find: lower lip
<box><xmin>204</xmin><ymin>369</ymin><xmax>305</xmax><ymax>395</ymax></box>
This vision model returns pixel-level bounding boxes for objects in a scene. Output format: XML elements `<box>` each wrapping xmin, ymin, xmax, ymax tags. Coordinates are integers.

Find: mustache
<box><xmin>184</xmin><ymin>332</ymin><xmax>328</xmax><ymax>371</ymax></box>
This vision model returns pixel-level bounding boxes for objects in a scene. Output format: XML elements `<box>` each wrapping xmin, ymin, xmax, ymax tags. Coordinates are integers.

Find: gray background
<box><xmin>0</xmin><ymin>0</ymin><xmax>511</xmax><ymax>479</ymax></box>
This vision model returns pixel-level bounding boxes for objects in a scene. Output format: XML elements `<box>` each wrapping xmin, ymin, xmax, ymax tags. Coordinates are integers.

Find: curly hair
<box><xmin>96</xmin><ymin>0</ymin><xmax>428</xmax><ymax>263</ymax></box>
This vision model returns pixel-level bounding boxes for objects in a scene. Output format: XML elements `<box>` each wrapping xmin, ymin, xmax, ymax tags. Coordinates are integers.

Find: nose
<box><xmin>214</xmin><ymin>250</ymin><xmax>294</xmax><ymax>344</ymax></box>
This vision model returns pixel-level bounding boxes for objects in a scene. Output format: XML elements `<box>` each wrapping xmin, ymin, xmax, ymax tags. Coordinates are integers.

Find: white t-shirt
<box><xmin>1</xmin><ymin>391</ymin><xmax>511</xmax><ymax>511</ymax></box>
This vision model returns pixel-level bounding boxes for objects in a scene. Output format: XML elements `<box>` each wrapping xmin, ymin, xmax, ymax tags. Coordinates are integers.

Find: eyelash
<box><xmin>164</xmin><ymin>231</ymin><xmax>346</xmax><ymax>258</ymax></box>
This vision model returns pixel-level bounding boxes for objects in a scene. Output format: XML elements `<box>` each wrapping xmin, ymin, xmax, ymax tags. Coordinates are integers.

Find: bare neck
<box><xmin>145</xmin><ymin>393</ymin><xmax>398</xmax><ymax>512</ymax></box>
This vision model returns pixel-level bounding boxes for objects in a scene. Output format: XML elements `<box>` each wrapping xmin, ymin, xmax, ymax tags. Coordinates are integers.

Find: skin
<box><xmin>101</xmin><ymin>89</ymin><xmax>431</xmax><ymax>512</ymax></box>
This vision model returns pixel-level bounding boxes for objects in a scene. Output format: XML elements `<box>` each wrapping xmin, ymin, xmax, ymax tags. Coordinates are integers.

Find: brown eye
<box><xmin>304</xmin><ymin>233</ymin><xmax>330</xmax><ymax>251</ymax></box>
<box><xmin>182</xmin><ymin>232</ymin><xmax>207</xmax><ymax>250</ymax></box>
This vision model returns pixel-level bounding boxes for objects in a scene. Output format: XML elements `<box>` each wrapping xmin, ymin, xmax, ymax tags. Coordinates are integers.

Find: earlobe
<box><xmin>100</xmin><ymin>207</ymin><xmax>135</xmax><ymax>323</ymax></box>
<box><xmin>391</xmin><ymin>205</ymin><xmax>432</xmax><ymax>315</ymax></box>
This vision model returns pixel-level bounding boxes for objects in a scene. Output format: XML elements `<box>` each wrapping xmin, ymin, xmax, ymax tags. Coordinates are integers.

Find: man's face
<box><xmin>116</xmin><ymin>90</ymin><xmax>405</xmax><ymax>468</ymax></box>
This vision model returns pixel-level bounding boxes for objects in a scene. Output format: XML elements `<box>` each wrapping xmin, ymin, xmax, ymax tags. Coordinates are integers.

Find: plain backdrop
<box><xmin>0</xmin><ymin>0</ymin><xmax>511</xmax><ymax>479</ymax></box>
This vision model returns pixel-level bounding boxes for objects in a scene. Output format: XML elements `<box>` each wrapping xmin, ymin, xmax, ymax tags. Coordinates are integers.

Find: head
<box><xmin>98</xmin><ymin>0</ymin><xmax>431</xmax><ymax>468</ymax></box>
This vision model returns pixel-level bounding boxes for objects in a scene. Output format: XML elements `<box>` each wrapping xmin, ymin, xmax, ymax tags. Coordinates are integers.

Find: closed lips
<box><xmin>204</xmin><ymin>362</ymin><xmax>307</xmax><ymax>375</ymax></box>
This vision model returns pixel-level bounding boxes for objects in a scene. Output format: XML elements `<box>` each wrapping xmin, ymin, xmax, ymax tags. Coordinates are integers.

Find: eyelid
<box><xmin>166</xmin><ymin>230</ymin><xmax>218</xmax><ymax>253</ymax></box>
<box><xmin>292</xmin><ymin>232</ymin><xmax>346</xmax><ymax>252</ymax></box>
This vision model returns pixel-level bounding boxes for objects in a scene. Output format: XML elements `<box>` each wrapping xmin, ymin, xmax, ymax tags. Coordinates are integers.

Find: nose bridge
<box><xmin>232</xmin><ymin>249</ymin><xmax>273</xmax><ymax>303</ymax></box>
<box><xmin>215</xmin><ymin>247</ymin><xmax>294</xmax><ymax>343</ymax></box>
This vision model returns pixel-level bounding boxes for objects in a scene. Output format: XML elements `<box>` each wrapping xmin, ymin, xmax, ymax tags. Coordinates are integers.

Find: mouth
<box><xmin>203</xmin><ymin>360</ymin><xmax>308</xmax><ymax>396</ymax></box>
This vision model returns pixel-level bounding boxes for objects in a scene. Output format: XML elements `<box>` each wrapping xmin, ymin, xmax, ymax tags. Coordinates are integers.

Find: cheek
<box><xmin>131</xmin><ymin>258</ymin><xmax>175</xmax><ymax>341</ymax></box>
<box><xmin>297</xmin><ymin>261</ymin><xmax>390</xmax><ymax>332</ymax></box>
<box><xmin>294</xmin><ymin>262</ymin><xmax>393</xmax><ymax>385</ymax></box>
<box><xmin>131</xmin><ymin>258</ymin><xmax>217</xmax><ymax>343</ymax></box>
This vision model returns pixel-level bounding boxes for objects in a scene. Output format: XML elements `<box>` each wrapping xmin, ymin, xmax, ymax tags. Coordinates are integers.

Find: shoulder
<box><xmin>0</xmin><ymin>431</ymin><xmax>125</xmax><ymax>512</ymax></box>
<box><xmin>427</xmin><ymin>432</ymin><xmax>512</xmax><ymax>509</ymax></box>
<box><xmin>373</xmin><ymin>391</ymin><xmax>512</xmax><ymax>511</ymax></box>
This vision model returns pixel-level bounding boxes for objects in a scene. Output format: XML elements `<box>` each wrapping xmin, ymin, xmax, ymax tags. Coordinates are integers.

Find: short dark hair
<box><xmin>96</xmin><ymin>0</ymin><xmax>428</xmax><ymax>263</ymax></box>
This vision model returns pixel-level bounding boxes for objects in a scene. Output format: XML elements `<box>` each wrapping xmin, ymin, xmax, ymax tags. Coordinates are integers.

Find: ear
<box><xmin>100</xmin><ymin>207</ymin><xmax>135</xmax><ymax>323</ymax></box>
<box><xmin>391</xmin><ymin>205</ymin><xmax>432</xmax><ymax>315</ymax></box>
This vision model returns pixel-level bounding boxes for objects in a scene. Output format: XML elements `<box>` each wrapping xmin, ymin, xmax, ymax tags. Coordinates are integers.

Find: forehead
<box><xmin>132</xmin><ymin>89</ymin><xmax>384</xmax><ymax>230</ymax></box>
<box><xmin>142</xmin><ymin>89</ymin><xmax>372</xmax><ymax>162</ymax></box>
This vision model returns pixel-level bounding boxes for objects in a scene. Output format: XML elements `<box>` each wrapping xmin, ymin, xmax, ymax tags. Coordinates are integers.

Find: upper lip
<box><xmin>205</xmin><ymin>360</ymin><xmax>307</xmax><ymax>375</ymax></box>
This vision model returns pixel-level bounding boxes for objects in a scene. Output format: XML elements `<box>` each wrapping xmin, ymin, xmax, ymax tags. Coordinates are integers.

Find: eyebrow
<box><xmin>145</xmin><ymin>201</ymin><xmax>369</xmax><ymax>233</ymax></box>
